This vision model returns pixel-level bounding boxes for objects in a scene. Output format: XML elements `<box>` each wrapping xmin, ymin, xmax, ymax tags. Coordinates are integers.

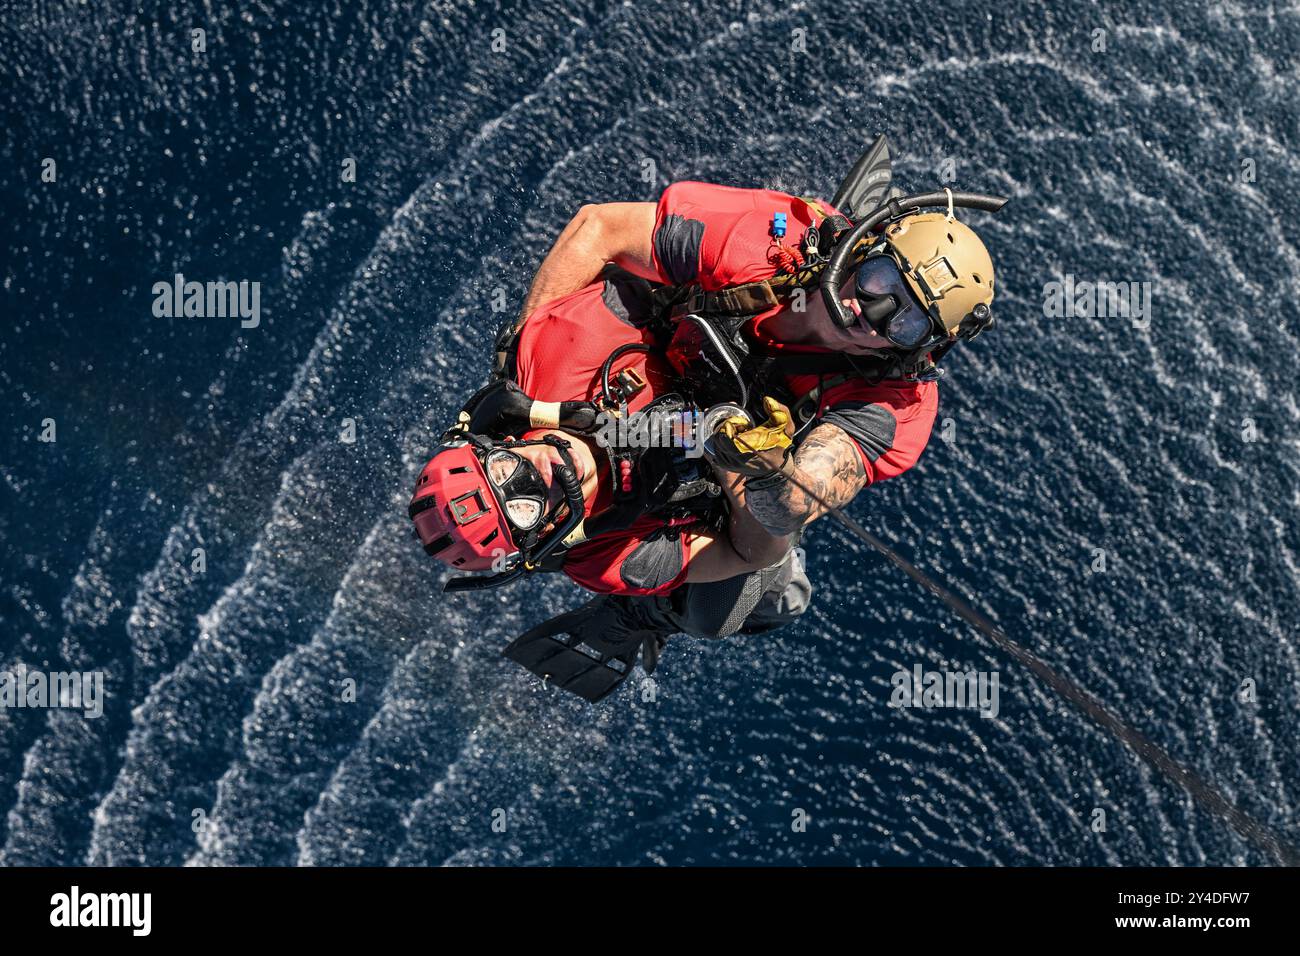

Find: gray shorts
<box><xmin>636</xmin><ymin>548</ymin><xmax>813</xmax><ymax>640</ymax></box>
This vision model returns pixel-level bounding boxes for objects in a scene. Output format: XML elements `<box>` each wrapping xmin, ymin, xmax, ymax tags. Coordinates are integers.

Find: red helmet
<box><xmin>408</xmin><ymin>442</ymin><xmax>516</xmax><ymax>572</ymax></box>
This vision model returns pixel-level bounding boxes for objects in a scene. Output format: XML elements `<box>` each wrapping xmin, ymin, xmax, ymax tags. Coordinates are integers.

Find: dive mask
<box><xmin>854</xmin><ymin>254</ymin><xmax>940</xmax><ymax>350</ymax></box>
<box><xmin>483</xmin><ymin>448</ymin><xmax>551</xmax><ymax>534</ymax></box>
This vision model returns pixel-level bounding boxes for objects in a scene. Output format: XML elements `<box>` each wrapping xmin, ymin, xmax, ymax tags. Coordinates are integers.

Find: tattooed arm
<box><xmin>741</xmin><ymin>421</ymin><xmax>867</xmax><ymax>536</ymax></box>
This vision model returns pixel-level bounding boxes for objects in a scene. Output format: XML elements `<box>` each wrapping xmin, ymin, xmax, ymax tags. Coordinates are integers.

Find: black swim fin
<box><xmin>502</xmin><ymin>595</ymin><xmax>673</xmax><ymax>703</ymax></box>
<box><xmin>830</xmin><ymin>134</ymin><xmax>893</xmax><ymax>221</ymax></box>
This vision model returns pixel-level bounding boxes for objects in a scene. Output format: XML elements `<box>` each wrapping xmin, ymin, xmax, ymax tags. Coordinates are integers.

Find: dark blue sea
<box><xmin>1</xmin><ymin>0</ymin><xmax>1296</xmax><ymax>866</ymax></box>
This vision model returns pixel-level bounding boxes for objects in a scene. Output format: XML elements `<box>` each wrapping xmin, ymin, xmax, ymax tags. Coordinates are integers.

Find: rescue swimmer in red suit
<box><xmin>409</xmin><ymin>139</ymin><xmax>1005</xmax><ymax>701</ymax></box>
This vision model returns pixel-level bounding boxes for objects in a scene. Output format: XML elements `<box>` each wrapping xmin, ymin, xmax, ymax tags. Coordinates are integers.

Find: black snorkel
<box><xmin>820</xmin><ymin>191</ymin><xmax>1009</xmax><ymax>330</ymax></box>
<box><xmin>442</xmin><ymin>435</ymin><xmax>587</xmax><ymax>594</ymax></box>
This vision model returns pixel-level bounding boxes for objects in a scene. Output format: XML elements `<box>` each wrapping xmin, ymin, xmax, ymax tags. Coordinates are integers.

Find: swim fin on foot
<box><xmin>502</xmin><ymin>595</ymin><xmax>673</xmax><ymax>703</ymax></box>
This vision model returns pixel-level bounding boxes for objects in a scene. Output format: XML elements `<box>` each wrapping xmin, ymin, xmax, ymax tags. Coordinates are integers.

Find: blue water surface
<box><xmin>0</xmin><ymin>0</ymin><xmax>1296</xmax><ymax>865</ymax></box>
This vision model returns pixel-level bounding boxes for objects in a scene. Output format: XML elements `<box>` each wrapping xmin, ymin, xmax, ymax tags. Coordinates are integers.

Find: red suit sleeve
<box><xmin>815</xmin><ymin>379</ymin><xmax>940</xmax><ymax>486</ymax></box>
<box><xmin>651</xmin><ymin>181</ymin><xmax>823</xmax><ymax>290</ymax></box>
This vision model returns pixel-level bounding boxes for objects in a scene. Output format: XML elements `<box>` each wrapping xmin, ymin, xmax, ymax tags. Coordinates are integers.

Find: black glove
<box><xmin>467</xmin><ymin>378</ymin><xmax>599</xmax><ymax>436</ymax></box>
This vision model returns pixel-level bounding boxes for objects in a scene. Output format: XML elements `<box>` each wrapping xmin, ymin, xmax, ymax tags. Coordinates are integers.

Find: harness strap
<box><xmin>789</xmin><ymin>373</ymin><xmax>858</xmax><ymax>424</ymax></box>
<box><xmin>658</xmin><ymin>280</ymin><xmax>781</xmax><ymax>319</ymax></box>
<box><xmin>649</xmin><ymin>199</ymin><xmax>846</xmax><ymax>321</ymax></box>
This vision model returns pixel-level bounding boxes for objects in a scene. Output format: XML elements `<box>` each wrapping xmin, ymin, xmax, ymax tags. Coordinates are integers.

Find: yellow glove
<box><xmin>708</xmin><ymin>397</ymin><xmax>796</xmax><ymax>476</ymax></box>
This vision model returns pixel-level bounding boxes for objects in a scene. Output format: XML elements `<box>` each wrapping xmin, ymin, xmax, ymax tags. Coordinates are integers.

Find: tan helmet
<box><xmin>880</xmin><ymin>212</ymin><xmax>995</xmax><ymax>337</ymax></box>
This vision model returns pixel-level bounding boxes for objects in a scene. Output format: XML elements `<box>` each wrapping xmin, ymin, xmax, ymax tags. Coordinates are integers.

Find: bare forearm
<box><xmin>518</xmin><ymin>202</ymin><xmax>658</xmax><ymax>321</ymax></box>
<box><xmin>743</xmin><ymin>468</ymin><xmax>827</xmax><ymax>535</ymax></box>
<box><xmin>519</xmin><ymin>207</ymin><xmax>609</xmax><ymax>320</ymax></box>
<box><xmin>720</xmin><ymin>471</ymin><xmax>792</xmax><ymax>566</ymax></box>
<box><xmin>743</xmin><ymin>425</ymin><xmax>866</xmax><ymax>536</ymax></box>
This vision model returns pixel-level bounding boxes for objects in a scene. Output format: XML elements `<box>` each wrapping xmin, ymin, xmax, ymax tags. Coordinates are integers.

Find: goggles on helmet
<box><xmin>854</xmin><ymin>254</ymin><xmax>941</xmax><ymax>350</ymax></box>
